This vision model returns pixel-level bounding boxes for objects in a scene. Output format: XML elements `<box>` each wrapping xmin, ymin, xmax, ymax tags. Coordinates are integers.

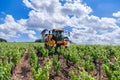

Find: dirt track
<box><xmin>11</xmin><ymin>49</ymin><xmax>33</xmax><ymax>80</ymax></box>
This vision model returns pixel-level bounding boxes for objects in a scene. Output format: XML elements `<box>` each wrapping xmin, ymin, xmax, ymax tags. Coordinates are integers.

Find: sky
<box><xmin>0</xmin><ymin>0</ymin><xmax>120</xmax><ymax>44</ymax></box>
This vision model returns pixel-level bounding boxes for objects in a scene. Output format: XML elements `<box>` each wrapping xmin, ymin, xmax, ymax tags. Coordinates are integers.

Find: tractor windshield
<box><xmin>52</xmin><ymin>31</ymin><xmax>64</xmax><ymax>41</ymax></box>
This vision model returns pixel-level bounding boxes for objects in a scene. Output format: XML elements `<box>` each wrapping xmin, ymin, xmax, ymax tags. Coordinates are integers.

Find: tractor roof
<box><xmin>52</xmin><ymin>29</ymin><xmax>64</xmax><ymax>32</ymax></box>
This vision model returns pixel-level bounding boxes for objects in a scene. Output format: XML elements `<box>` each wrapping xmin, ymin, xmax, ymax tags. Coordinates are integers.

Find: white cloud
<box><xmin>112</xmin><ymin>11</ymin><xmax>120</xmax><ymax>26</ymax></box>
<box><xmin>23</xmin><ymin>0</ymin><xmax>92</xmax><ymax>29</ymax></box>
<box><xmin>23</xmin><ymin>0</ymin><xmax>33</xmax><ymax>9</ymax></box>
<box><xmin>27</xmin><ymin>30</ymin><xmax>37</xmax><ymax>40</ymax></box>
<box><xmin>113</xmin><ymin>11</ymin><xmax>120</xmax><ymax>17</ymax></box>
<box><xmin>67</xmin><ymin>14</ymin><xmax>120</xmax><ymax>44</ymax></box>
<box><xmin>61</xmin><ymin>2</ymin><xmax>92</xmax><ymax>17</ymax></box>
<box><xmin>0</xmin><ymin>15</ymin><xmax>37</xmax><ymax>41</ymax></box>
<box><xmin>28</xmin><ymin>34</ymin><xmax>37</xmax><ymax>40</ymax></box>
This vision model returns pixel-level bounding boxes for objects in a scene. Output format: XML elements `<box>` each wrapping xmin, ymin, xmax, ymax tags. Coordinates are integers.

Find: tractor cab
<box><xmin>52</xmin><ymin>29</ymin><xmax>64</xmax><ymax>41</ymax></box>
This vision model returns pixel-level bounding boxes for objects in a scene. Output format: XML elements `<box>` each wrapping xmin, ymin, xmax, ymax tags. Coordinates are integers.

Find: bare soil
<box><xmin>10</xmin><ymin>49</ymin><xmax>33</xmax><ymax>80</ymax></box>
<box><xmin>92</xmin><ymin>59</ymin><xmax>108</xmax><ymax>80</ymax></box>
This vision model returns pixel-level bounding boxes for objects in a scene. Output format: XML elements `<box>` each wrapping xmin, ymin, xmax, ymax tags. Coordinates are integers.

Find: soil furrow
<box><xmin>11</xmin><ymin>49</ymin><xmax>33</xmax><ymax>80</ymax></box>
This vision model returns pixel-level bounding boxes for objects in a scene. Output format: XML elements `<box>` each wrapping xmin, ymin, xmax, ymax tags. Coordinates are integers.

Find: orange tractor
<box><xmin>41</xmin><ymin>29</ymin><xmax>70</xmax><ymax>48</ymax></box>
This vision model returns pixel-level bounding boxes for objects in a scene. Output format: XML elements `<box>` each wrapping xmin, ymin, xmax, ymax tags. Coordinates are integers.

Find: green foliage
<box><xmin>69</xmin><ymin>70</ymin><xmax>95</xmax><ymax>80</ymax></box>
<box><xmin>53</xmin><ymin>55</ymin><xmax>61</xmax><ymax>74</ymax></box>
<box><xmin>38</xmin><ymin>46</ymin><xmax>49</xmax><ymax>57</ymax></box>
<box><xmin>62</xmin><ymin>46</ymin><xmax>80</xmax><ymax>63</ymax></box>
<box><xmin>84</xmin><ymin>60</ymin><xmax>95</xmax><ymax>71</ymax></box>
<box><xmin>34</xmin><ymin>60</ymin><xmax>51</xmax><ymax>80</ymax></box>
<box><xmin>69</xmin><ymin>71</ymin><xmax>80</xmax><ymax>80</ymax></box>
<box><xmin>0</xmin><ymin>43</ymin><xmax>28</xmax><ymax>80</ymax></box>
<box><xmin>103</xmin><ymin>64</ymin><xmax>112</xmax><ymax>79</ymax></box>
<box><xmin>30</xmin><ymin>47</ymin><xmax>38</xmax><ymax>71</ymax></box>
<box><xmin>48</xmin><ymin>47</ymin><xmax>55</xmax><ymax>54</ymax></box>
<box><xmin>0</xmin><ymin>43</ymin><xmax>120</xmax><ymax>80</ymax></box>
<box><xmin>0</xmin><ymin>62</ymin><xmax>12</xmax><ymax>80</ymax></box>
<box><xmin>30</xmin><ymin>44</ymin><xmax>52</xmax><ymax>80</ymax></box>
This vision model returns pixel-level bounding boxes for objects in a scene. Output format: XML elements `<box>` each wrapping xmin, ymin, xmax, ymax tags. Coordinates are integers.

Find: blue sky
<box><xmin>0</xmin><ymin>0</ymin><xmax>120</xmax><ymax>44</ymax></box>
<box><xmin>0</xmin><ymin>0</ymin><xmax>30</xmax><ymax>20</ymax></box>
<box><xmin>83</xmin><ymin>0</ymin><xmax>120</xmax><ymax>17</ymax></box>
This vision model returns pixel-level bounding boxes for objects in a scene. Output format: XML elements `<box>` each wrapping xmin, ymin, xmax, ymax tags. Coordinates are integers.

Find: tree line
<box><xmin>0</xmin><ymin>38</ymin><xmax>7</xmax><ymax>42</ymax></box>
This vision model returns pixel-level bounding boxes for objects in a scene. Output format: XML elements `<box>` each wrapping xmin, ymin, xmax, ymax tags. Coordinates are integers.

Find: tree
<box><xmin>35</xmin><ymin>39</ymin><xmax>43</xmax><ymax>43</ymax></box>
<box><xmin>0</xmin><ymin>38</ymin><xmax>7</xmax><ymax>42</ymax></box>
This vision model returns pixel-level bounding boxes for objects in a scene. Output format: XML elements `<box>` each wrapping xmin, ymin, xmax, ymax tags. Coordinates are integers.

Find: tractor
<box><xmin>41</xmin><ymin>29</ymin><xmax>70</xmax><ymax>48</ymax></box>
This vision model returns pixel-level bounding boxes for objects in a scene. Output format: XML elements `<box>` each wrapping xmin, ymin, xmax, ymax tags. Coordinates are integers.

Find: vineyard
<box><xmin>0</xmin><ymin>43</ymin><xmax>120</xmax><ymax>80</ymax></box>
